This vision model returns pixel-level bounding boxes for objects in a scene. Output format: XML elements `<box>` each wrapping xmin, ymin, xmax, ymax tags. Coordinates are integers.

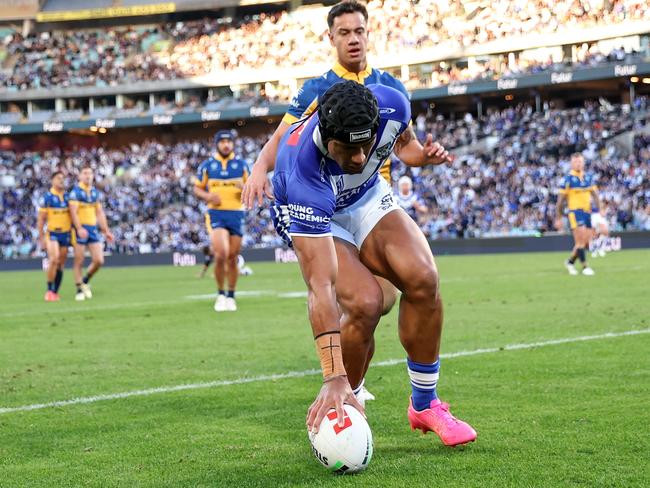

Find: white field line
<box><xmin>1</xmin><ymin>328</ymin><xmax>648</xmax><ymax>416</ymax></box>
<box><xmin>0</xmin><ymin>290</ymin><xmax>306</xmax><ymax>318</ymax></box>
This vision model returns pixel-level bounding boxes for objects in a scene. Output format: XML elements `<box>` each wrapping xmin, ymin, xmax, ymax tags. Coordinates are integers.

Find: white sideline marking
<box><xmin>1</xmin><ymin>328</ymin><xmax>648</xmax><ymax>415</ymax></box>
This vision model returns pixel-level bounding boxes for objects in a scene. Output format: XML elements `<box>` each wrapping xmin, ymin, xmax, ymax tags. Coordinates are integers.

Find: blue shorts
<box><xmin>75</xmin><ymin>225</ymin><xmax>101</xmax><ymax>245</ymax></box>
<box><xmin>48</xmin><ymin>231</ymin><xmax>71</xmax><ymax>247</ymax></box>
<box><xmin>568</xmin><ymin>210</ymin><xmax>592</xmax><ymax>230</ymax></box>
<box><xmin>206</xmin><ymin>210</ymin><xmax>244</xmax><ymax>237</ymax></box>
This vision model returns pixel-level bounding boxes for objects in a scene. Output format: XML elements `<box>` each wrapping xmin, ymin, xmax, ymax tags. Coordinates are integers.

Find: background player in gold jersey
<box><xmin>555</xmin><ymin>153</ymin><xmax>600</xmax><ymax>276</ymax></box>
<box><xmin>37</xmin><ymin>171</ymin><xmax>71</xmax><ymax>301</ymax></box>
<box><xmin>69</xmin><ymin>166</ymin><xmax>114</xmax><ymax>300</ymax></box>
<box><xmin>194</xmin><ymin>130</ymin><xmax>250</xmax><ymax>312</ymax></box>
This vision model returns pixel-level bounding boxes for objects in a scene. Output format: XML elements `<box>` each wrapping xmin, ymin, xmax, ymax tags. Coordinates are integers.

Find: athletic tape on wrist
<box><xmin>314</xmin><ymin>331</ymin><xmax>346</xmax><ymax>380</ymax></box>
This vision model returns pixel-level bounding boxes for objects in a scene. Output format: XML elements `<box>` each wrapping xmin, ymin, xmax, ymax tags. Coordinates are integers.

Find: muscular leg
<box><xmin>210</xmin><ymin>228</ymin><xmax>230</xmax><ymax>291</ymax></box>
<box><xmin>226</xmin><ymin>235</ymin><xmax>242</xmax><ymax>291</ymax></box>
<box><xmin>73</xmin><ymin>243</ymin><xmax>86</xmax><ymax>285</ymax></box>
<box><xmin>334</xmin><ymin>239</ymin><xmax>383</xmax><ymax>390</ymax></box>
<box><xmin>360</xmin><ymin>210</ymin><xmax>442</xmax><ymax>363</ymax></box>
<box><xmin>360</xmin><ymin>277</ymin><xmax>399</xmax><ymax>378</ymax></box>
<box><xmin>54</xmin><ymin>247</ymin><xmax>68</xmax><ymax>293</ymax></box>
<box><xmin>85</xmin><ymin>242</ymin><xmax>105</xmax><ymax>281</ymax></box>
<box><xmin>46</xmin><ymin>240</ymin><xmax>60</xmax><ymax>288</ymax></box>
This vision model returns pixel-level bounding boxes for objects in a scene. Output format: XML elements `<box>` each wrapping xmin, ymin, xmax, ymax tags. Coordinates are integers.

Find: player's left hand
<box><xmin>104</xmin><ymin>231</ymin><xmax>115</xmax><ymax>243</ymax></box>
<box><xmin>554</xmin><ymin>218</ymin><xmax>564</xmax><ymax>231</ymax></box>
<box><xmin>422</xmin><ymin>135</ymin><xmax>453</xmax><ymax>165</ymax></box>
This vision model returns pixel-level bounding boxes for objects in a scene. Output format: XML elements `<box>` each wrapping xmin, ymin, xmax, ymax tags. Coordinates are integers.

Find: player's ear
<box><xmin>328</xmin><ymin>30</ymin><xmax>335</xmax><ymax>46</ymax></box>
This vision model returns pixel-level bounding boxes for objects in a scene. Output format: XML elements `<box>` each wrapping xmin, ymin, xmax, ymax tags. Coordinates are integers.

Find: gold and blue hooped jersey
<box><xmin>38</xmin><ymin>188</ymin><xmax>72</xmax><ymax>233</ymax></box>
<box><xmin>283</xmin><ymin>63</ymin><xmax>410</xmax><ymax>183</ymax></box>
<box><xmin>194</xmin><ymin>153</ymin><xmax>250</xmax><ymax>212</ymax></box>
<box><xmin>69</xmin><ymin>183</ymin><xmax>100</xmax><ymax>226</ymax></box>
<box><xmin>558</xmin><ymin>170</ymin><xmax>597</xmax><ymax>212</ymax></box>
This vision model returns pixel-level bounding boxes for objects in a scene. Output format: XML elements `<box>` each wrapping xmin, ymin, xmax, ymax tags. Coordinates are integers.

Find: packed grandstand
<box><xmin>0</xmin><ymin>0</ymin><xmax>649</xmax><ymax>258</ymax></box>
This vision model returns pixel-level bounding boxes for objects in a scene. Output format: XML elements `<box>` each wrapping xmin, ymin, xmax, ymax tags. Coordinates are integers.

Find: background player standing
<box><xmin>194</xmin><ymin>130</ymin><xmax>249</xmax><ymax>312</ymax></box>
<box><xmin>396</xmin><ymin>175</ymin><xmax>427</xmax><ymax>221</ymax></box>
<box><xmin>36</xmin><ymin>171</ymin><xmax>71</xmax><ymax>301</ymax></box>
<box><xmin>69</xmin><ymin>166</ymin><xmax>114</xmax><ymax>300</ymax></box>
<box><xmin>555</xmin><ymin>153</ymin><xmax>600</xmax><ymax>276</ymax></box>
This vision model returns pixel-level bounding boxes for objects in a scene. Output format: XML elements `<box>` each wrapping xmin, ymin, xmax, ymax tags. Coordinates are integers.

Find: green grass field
<box><xmin>1</xmin><ymin>250</ymin><xmax>649</xmax><ymax>487</ymax></box>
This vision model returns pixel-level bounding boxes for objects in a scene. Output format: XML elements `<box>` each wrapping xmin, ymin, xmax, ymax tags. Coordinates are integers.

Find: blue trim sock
<box><xmin>47</xmin><ymin>281</ymin><xmax>54</xmax><ymax>292</ymax></box>
<box><xmin>227</xmin><ymin>290</ymin><xmax>235</xmax><ymax>299</ymax></box>
<box><xmin>218</xmin><ymin>290</ymin><xmax>226</xmax><ymax>296</ymax></box>
<box><xmin>407</xmin><ymin>358</ymin><xmax>440</xmax><ymax>411</ymax></box>
<box><xmin>82</xmin><ymin>275</ymin><xmax>90</xmax><ymax>285</ymax></box>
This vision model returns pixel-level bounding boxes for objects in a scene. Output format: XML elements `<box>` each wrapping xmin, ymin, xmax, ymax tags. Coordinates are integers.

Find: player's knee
<box><xmin>403</xmin><ymin>264</ymin><xmax>439</xmax><ymax>302</ymax></box>
<box><xmin>345</xmin><ymin>291</ymin><xmax>383</xmax><ymax>328</ymax></box>
<box><xmin>94</xmin><ymin>255</ymin><xmax>105</xmax><ymax>267</ymax></box>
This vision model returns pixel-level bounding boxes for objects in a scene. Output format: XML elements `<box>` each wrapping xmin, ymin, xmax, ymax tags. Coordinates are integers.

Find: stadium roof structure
<box><xmin>35</xmin><ymin>0</ymin><xmax>285</xmax><ymax>22</ymax></box>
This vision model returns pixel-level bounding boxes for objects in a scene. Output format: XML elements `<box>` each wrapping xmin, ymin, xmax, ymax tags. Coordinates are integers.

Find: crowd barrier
<box><xmin>1</xmin><ymin>231</ymin><xmax>647</xmax><ymax>272</ymax></box>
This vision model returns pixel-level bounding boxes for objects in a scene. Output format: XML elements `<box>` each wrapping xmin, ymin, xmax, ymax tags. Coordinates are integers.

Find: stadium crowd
<box><xmin>1</xmin><ymin>0</ymin><xmax>648</xmax><ymax>91</ymax></box>
<box><xmin>1</xmin><ymin>99</ymin><xmax>649</xmax><ymax>258</ymax></box>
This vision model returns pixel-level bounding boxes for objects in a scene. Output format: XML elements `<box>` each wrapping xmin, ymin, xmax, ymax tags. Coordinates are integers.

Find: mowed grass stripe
<box><xmin>1</xmin><ymin>327</ymin><xmax>646</xmax><ymax>415</ymax></box>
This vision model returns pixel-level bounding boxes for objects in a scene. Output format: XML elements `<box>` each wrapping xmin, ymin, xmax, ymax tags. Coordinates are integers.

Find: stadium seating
<box><xmin>1</xmin><ymin>0</ymin><xmax>648</xmax><ymax>91</ymax></box>
<box><xmin>1</xmin><ymin>101</ymin><xmax>648</xmax><ymax>258</ymax></box>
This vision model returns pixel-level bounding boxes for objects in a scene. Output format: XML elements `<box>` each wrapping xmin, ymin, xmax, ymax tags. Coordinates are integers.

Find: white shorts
<box><xmin>331</xmin><ymin>177</ymin><xmax>401</xmax><ymax>249</ymax></box>
<box><xmin>591</xmin><ymin>212</ymin><xmax>608</xmax><ymax>231</ymax></box>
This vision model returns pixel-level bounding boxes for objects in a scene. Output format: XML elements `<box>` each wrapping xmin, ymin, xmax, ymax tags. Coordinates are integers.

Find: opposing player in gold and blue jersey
<box><xmin>69</xmin><ymin>165</ymin><xmax>114</xmax><ymax>300</ymax></box>
<box><xmin>37</xmin><ymin>171</ymin><xmax>71</xmax><ymax>301</ymax></box>
<box><xmin>555</xmin><ymin>153</ymin><xmax>600</xmax><ymax>276</ymax></box>
<box><xmin>194</xmin><ymin>130</ymin><xmax>249</xmax><ymax>312</ymax></box>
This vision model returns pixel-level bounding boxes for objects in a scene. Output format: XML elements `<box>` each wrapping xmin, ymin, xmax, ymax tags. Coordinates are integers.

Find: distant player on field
<box><xmin>194</xmin><ymin>130</ymin><xmax>249</xmax><ymax>312</ymax></box>
<box><xmin>273</xmin><ymin>81</ymin><xmax>476</xmax><ymax>446</ymax></box>
<box><xmin>243</xmin><ymin>0</ymin><xmax>451</xmax><ymax>403</ymax></box>
<box><xmin>555</xmin><ymin>153</ymin><xmax>600</xmax><ymax>275</ymax></box>
<box><xmin>197</xmin><ymin>245</ymin><xmax>213</xmax><ymax>278</ymax></box>
<box><xmin>396</xmin><ymin>175</ymin><xmax>427</xmax><ymax>221</ymax></box>
<box><xmin>37</xmin><ymin>171</ymin><xmax>71</xmax><ymax>301</ymax></box>
<box><xmin>590</xmin><ymin>202</ymin><xmax>610</xmax><ymax>257</ymax></box>
<box><xmin>69</xmin><ymin>166</ymin><xmax>114</xmax><ymax>300</ymax></box>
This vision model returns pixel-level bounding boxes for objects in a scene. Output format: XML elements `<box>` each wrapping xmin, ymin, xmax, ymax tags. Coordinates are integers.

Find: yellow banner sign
<box><xmin>36</xmin><ymin>3</ymin><xmax>176</xmax><ymax>22</ymax></box>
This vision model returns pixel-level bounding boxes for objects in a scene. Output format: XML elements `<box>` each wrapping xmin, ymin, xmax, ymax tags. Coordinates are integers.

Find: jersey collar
<box><xmin>569</xmin><ymin>169</ymin><xmax>583</xmax><ymax>178</ymax></box>
<box><xmin>215</xmin><ymin>152</ymin><xmax>234</xmax><ymax>169</ymax></box>
<box><xmin>332</xmin><ymin>62</ymin><xmax>372</xmax><ymax>83</ymax></box>
<box><xmin>79</xmin><ymin>181</ymin><xmax>92</xmax><ymax>192</ymax></box>
<box><xmin>49</xmin><ymin>186</ymin><xmax>64</xmax><ymax>197</ymax></box>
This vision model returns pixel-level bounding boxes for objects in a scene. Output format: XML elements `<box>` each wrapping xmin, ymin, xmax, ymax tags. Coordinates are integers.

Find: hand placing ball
<box><xmin>308</xmin><ymin>405</ymin><xmax>373</xmax><ymax>474</ymax></box>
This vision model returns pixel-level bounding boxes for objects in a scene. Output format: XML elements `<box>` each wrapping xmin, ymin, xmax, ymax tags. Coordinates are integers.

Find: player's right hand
<box><xmin>38</xmin><ymin>237</ymin><xmax>46</xmax><ymax>251</ymax></box>
<box><xmin>242</xmin><ymin>164</ymin><xmax>274</xmax><ymax>209</ymax></box>
<box><xmin>306</xmin><ymin>375</ymin><xmax>365</xmax><ymax>434</ymax></box>
<box><xmin>209</xmin><ymin>193</ymin><xmax>222</xmax><ymax>206</ymax></box>
<box><xmin>77</xmin><ymin>227</ymin><xmax>89</xmax><ymax>240</ymax></box>
<box><xmin>554</xmin><ymin>218</ymin><xmax>564</xmax><ymax>231</ymax></box>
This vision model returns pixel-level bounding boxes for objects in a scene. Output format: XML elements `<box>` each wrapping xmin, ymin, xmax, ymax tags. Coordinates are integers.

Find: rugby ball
<box><xmin>308</xmin><ymin>405</ymin><xmax>373</xmax><ymax>474</ymax></box>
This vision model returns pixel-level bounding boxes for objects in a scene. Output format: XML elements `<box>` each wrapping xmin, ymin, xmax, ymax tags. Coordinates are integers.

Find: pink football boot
<box><xmin>408</xmin><ymin>398</ymin><xmax>477</xmax><ymax>446</ymax></box>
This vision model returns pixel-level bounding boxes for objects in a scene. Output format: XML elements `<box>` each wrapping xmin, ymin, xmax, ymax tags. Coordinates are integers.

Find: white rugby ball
<box><xmin>308</xmin><ymin>405</ymin><xmax>373</xmax><ymax>474</ymax></box>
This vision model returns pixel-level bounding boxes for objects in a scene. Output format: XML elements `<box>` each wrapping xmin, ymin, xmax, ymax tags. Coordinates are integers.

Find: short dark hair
<box><xmin>51</xmin><ymin>170</ymin><xmax>63</xmax><ymax>180</ymax></box>
<box><xmin>327</xmin><ymin>1</ymin><xmax>368</xmax><ymax>29</ymax></box>
<box><xmin>80</xmin><ymin>164</ymin><xmax>93</xmax><ymax>172</ymax></box>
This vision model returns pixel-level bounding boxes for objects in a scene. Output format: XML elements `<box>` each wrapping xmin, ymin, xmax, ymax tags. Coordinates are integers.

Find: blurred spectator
<box><xmin>1</xmin><ymin>99</ymin><xmax>648</xmax><ymax>258</ymax></box>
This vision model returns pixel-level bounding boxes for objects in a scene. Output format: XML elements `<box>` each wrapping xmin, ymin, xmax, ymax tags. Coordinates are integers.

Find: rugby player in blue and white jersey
<box><xmin>272</xmin><ymin>81</ymin><xmax>476</xmax><ymax>447</ymax></box>
<box><xmin>243</xmin><ymin>0</ymin><xmax>452</xmax><ymax>407</ymax></box>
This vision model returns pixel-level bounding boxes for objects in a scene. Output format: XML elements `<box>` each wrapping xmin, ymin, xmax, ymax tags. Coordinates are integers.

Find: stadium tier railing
<box><xmin>0</xmin><ymin>60</ymin><xmax>648</xmax><ymax>135</ymax></box>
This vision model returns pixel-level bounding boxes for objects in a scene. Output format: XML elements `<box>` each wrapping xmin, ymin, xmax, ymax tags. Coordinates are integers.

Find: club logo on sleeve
<box><xmin>350</xmin><ymin>129</ymin><xmax>372</xmax><ymax>142</ymax></box>
<box><xmin>379</xmin><ymin>107</ymin><xmax>396</xmax><ymax>115</ymax></box>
